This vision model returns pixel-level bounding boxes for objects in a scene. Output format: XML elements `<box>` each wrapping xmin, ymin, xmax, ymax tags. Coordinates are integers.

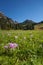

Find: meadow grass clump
<box><xmin>0</xmin><ymin>30</ymin><xmax>43</xmax><ymax>65</ymax></box>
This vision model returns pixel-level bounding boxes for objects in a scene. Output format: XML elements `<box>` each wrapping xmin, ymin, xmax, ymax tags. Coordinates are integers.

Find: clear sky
<box><xmin>0</xmin><ymin>0</ymin><xmax>43</xmax><ymax>22</ymax></box>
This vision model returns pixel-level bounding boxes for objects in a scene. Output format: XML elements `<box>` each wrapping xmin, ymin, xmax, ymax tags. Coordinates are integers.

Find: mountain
<box><xmin>22</xmin><ymin>19</ymin><xmax>35</xmax><ymax>24</ymax></box>
<box><xmin>0</xmin><ymin>12</ymin><xmax>18</xmax><ymax>30</ymax></box>
<box><xmin>38</xmin><ymin>21</ymin><xmax>43</xmax><ymax>24</ymax></box>
<box><xmin>19</xmin><ymin>19</ymin><xmax>36</xmax><ymax>30</ymax></box>
<box><xmin>0</xmin><ymin>12</ymin><xmax>43</xmax><ymax>30</ymax></box>
<box><xmin>0</xmin><ymin>13</ymin><xmax>36</xmax><ymax>30</ymax></box>
<box><xmin>0</xmin><ymin>12</ymin><xmax>36</xmax><ymax>30</ymax></box>
<box><xmin>0</xmin><ymin>12</ymin><xmax>18</xmax><ymax>24</ymax></box>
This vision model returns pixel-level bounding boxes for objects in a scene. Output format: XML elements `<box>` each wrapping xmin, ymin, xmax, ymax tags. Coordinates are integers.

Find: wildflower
<box><xmin>30</xmin><ymin>34</ymin><xmax>33</xmax><ymax>38</ymax></box>
<box><xmin>8</xmin><ymin>33</ymin><xmax>11</xmax><ymax>36</ymax></box>
<box><xmin>9</xmin><ymin>43</ymin><xmax>18</xmax><ymax>48</ymax></box>
<box><xmin>24</xmin><ymin>37</ymin><xmax>26</xmax><ymax>40</ymax></box>
<box><xmin>4</xmin><ymin>45</ymin><xmax>8</xmax><ymax>49</ymax></box>
<box><xmin>14</xmin><ymin>43</ymin><xmax>18</xmax><ymax>48</ymax></box>
<box><xmin>14</xmin><ymin>36</ymin><xmax>18</xmax><ymax>39</ymax></box>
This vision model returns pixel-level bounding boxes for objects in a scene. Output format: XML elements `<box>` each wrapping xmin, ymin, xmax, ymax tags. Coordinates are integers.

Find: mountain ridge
<box><xmin>0</xmin><ymin>12</ymin><xmax>43</xmax><ymax>30</ymax></box>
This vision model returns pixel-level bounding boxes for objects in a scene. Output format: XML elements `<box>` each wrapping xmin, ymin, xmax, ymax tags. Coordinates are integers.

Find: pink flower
<box><xmin>9</xmin><ymin>43</ymin><xmax>18</xmax><ymax>48</ymax></box>
<box><xmin>4</xmin><ymin>46</ymin><xmax>8</xmax><ymax>49</ymax></box>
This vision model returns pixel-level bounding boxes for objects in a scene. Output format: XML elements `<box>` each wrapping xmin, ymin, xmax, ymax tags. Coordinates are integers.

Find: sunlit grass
<box><xmin>0</xmin><ymin>30</ymin><xmax>43</xmax><ymax>65</ymax></box>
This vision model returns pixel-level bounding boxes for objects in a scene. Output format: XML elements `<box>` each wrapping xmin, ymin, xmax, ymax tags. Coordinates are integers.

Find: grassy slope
<box><xmin>34</xmin><ymin>23</ymin><xmax>43</xmax><ymax>30</ymax></box>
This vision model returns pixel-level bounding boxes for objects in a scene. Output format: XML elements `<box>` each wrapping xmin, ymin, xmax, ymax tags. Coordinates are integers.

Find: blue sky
<box><xmin>0</xmin><ymin>0</ymin><xmax>43</xmax><ymax>22</ymax></box>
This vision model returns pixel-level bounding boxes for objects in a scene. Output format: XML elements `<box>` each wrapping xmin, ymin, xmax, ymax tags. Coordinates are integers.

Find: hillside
<box><xmin>34</xmin><ymin>23</ymin><xmax>43</xmax><ymax>30</ymax></box>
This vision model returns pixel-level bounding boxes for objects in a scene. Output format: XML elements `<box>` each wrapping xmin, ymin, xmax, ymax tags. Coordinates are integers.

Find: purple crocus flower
<box><xmin>9</xmin><ymin>43</ymin><xmax>18</xmax><ymax>48</ymax></box>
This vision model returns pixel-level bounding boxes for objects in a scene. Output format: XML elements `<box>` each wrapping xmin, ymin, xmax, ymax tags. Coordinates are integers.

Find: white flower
<box><xmin>24</xmin><ymin>37</ymin><xmax>26</xmax><ymax>40</ymax></box>
<box><xmin>14</xmin><ymin>36</ymin><xmax>18</xmax><ymax>39</ymax></box>
<box><xmin>30</xmin><ymin>34</ymin><xmax>33</xmax><ymax>38</ymax></box>
<box><xmin>8</xmin><ymin>33</ymin><xmax>11</xmax><ymax>36</ymax></box>
<box><xmin>4</xmin><ymin>45</ymin><xmax>8</xmax><ymax>49</ymax></box>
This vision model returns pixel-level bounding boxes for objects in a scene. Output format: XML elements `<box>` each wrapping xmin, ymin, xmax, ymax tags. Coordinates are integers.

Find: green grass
<box><xmin>0</xmin><ymin>30</ymin><xmax>43</xmax><ymax>65</ymax></box>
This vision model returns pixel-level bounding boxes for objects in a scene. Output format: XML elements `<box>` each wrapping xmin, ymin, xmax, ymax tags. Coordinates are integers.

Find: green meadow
<box><xmin>0</xmin><ymin>30</ymin><xmax>43</xmax><ymax>65</ymax></box>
